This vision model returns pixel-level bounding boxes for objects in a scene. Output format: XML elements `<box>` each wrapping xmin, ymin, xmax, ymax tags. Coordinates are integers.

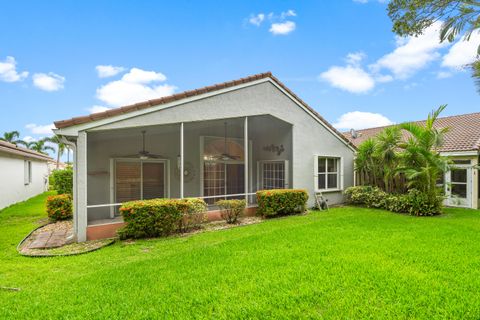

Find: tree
<box><xmin>45</xmin><ymin>135</ymin><xmax>66</xmax><ymax>169</ymax></box>
<box><xmin>388</xmin><ymin>0</ymin><xmax>480</xmax><ymax>91</ymax></box>
<box><xmin>0</xmin><ymin>131</ymin><xmax>27</xmax><ymax>146</ymax></box>
<box><xmin>374</xmin><ymin>126</ymin><xmax>402</xmax><ymax>193</ymax></box>
<box><xmin>397</xmin><ymin>105</ymin><xmax>451</xmax><ymax>197</ymax></box>
<box><xmin>27</xmin><ymin>139</ymin><xmax>55</xmax><ymax>155</ymax></box>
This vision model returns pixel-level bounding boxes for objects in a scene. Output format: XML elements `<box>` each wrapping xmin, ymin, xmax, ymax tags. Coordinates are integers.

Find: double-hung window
<box><xmin>315</xmin><ymin>156</ymin><xmax>342</xmax><ymax>191</ymax></box>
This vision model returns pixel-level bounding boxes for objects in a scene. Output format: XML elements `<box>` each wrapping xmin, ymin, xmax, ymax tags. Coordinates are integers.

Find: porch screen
<box><xmin>115</xmin><ymin>160</ymin><xmax>165</xmax><ymax>203</ymax></box>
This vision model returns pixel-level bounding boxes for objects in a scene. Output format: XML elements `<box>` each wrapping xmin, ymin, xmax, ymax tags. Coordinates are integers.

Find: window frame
<box><xmin>314</xmin><ymin>155</ymin><xmax>343</xmax><ymax>192</ymax></box>
<box><xmin>24</xmin><ymin>160</ymin><xmax>32</xmax><ymax>185</ymax></box>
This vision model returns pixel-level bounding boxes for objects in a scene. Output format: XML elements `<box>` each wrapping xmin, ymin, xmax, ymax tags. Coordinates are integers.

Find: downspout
<box><xmin>60</xmin><ymin>136</ymin><xmax>77</xmax><ymax>242</ymax></box>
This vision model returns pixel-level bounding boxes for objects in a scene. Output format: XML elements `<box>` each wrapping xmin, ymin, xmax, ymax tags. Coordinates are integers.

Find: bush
<box><xmin>51</xmin><ymin>168</ymin><xmax>73</xmax><ymax>195</ymax></box>
<box><xmin>256</xmin><ymin>189</ymin><xmax>308</xmax><ymax>217</ymax></box>
<box><xmin>46</xmin><ymin>194</ymin><xmax>73</xmax><ymax>221</ymax></box>
<box><xmin>216</xmin><ymin>199</ymin><xmax>246</xmax><ymax>224</ymax></box>
<box><xmin>345</xmin><ymin>186</ymin><xmax>443</xmax><ymax>216</ymax></box>
<box><xmin>118</xmin><ymin>198</ymin><xmax>207</xmax><ymax>239</ymax></box>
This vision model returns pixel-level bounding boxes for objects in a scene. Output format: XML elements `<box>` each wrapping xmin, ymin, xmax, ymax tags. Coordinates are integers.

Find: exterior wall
<box><xmin>444</xmin><ymin>154</ymin><xmax>479</xmax><ymax>209</ymax></box>
<box><xmin>88</xmin><ymin>82</ymin><xmax>355</xmax><ymax>209</ymax></box>
<box><xmin>0</xmin><ymin>152</ymin><xmax>49</xmax><ymax>210</ymax></box>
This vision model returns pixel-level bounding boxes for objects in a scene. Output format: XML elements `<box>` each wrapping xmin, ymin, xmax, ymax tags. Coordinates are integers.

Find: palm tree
<box><xmin>355</xmin><ymin>138</ymin><xmax>379</xmax><ymax>187</ymax></box>
<box><xmin>0</xmin><ymin>131</ymin><xmax>27</xmax><ymax>146</ymax></box>
<box><xmin>27</xmin><ymin>139</ymin><xmax>55</xmax><ymax>155</ymax></box>
<box><xmin>398</xmin><ymin>105</ymin><xmax>450</xmax><ymax>197</ymax></box>
<box><xmin>45</xmin><ymin>135</ymin><xmax>66</xmax><ymax>169</ymax></box>
<box><xmin>374</xmin><ymin>126</ymin><xmax>401</xmax><ymax>193</ymax></box>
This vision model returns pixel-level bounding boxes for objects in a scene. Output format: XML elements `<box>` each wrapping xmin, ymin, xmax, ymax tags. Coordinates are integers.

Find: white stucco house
<box><xmin>344</xmin><ymin>112</ymin><xmax>480</xmax><ymax>210</ymax></box>
<box><xmin>54</xmin><ymin>72</ymin><xmax>357</xmax><ymax>241</ymax></box>
<box><xmin>0</xmin><ymin>140</ymin><xmax>52</xmax><ymax>210</ymax></box>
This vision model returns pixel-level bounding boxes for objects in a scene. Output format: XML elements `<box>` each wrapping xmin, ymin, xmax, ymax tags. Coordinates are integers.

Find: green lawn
<box><xmin>2</xmin><ymin>193</ymin><xmax>480</xmax><ymax>319</ymax></box>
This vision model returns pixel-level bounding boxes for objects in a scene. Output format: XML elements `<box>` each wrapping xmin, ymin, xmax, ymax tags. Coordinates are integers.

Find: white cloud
<box><xmin>436</xmin><ymin>71</ymin><xmax>452</xmax><ymax>79</ymax></box>
<box><xmin>88</xmin><ymin>105</ymin><xmax>112</xmax><ymax>114</ymax></box>
<box><xmin>32</xmin><ymin>72</ymin><xmax>65</xmax><ymax>91</ymax></box>
<box><xmin>269</xmin><ymin>21</ymin><xmax>296</xmax><ymax>35</ymax></box>
<box><xmin>25</xmin><ymin>123</ymin><xmax>55</xmax><ymax>135</ymax></box>
<box><xmin>96</xmin><ymin>65</ymin><xmax>126</xmax><ymax>78</ymax></box>
<box><xmin>249</xmin><ymin>13</ymin><xmax>265</xmax><ymax>26</ymax></box>
<box><xmin>441</xmin><ymin>31</ymin><xmax>480</xmax><ymax>69</ymax></box>
<box><xmin>22</xmin><ymin>136</ymin><xmax>37</xmax><ymax>143</ymax></box>
<box><xmin>0</xmin><ymin>56</ymin><xmax>28</xmax><ymax>82</ymax></box>
<box><xmin>96</xmin><ymin>67</ymin><xmax>176</xmax><ymax>107</ymax></box>
<box><xmin>121</xmin><ymin>67</ymin><xmax>167</xmax><ymax>83</ymax></box>
<box><xmin>281</xmin><ymin>10</ymin><xmax>296</xmax><ymax>19</ymax></box>
<box><xmin>371</xmin><ymin>22</ymin><xmax>447</xmax><ymax>79</ymax></box>
<box><xmin>320</xmin><ymin>55</ymin><xmax>375</xmax><ymax>94</ymax></box>
<box><xmin>333</xmin><ymin>111</ymin><xmax>394</xmax><ymax>130</ymax></box>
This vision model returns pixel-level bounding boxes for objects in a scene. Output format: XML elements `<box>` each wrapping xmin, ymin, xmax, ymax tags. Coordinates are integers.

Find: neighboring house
<box><xmin>54</xmin><ymin>72</ymin><xmax>356</xmax><ymax>241</ymax></box>
<box><xmin>48</xmin><ymin>160</ymin><xmax>69</xmax><ymax>172</ymax></box>
<box><xmin>0</xmin><ymin>140</ymin><xmax>52</xmax><ymax>210</ymax></box>
<box><xmin>344</xmin><ymin>112</ymin><xmax>480</xmax><ymax>210</ymax></box>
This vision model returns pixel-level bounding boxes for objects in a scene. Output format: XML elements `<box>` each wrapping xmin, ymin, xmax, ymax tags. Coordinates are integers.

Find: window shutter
<box><xmin>24</xmin><ymin>160</ymin><xmax>28</xmax><ymax>185</ymax></box>
<box><xmin>313</xmin><ymin>155</ymin><xmax>318</xmax><ymax>191</ymax></box>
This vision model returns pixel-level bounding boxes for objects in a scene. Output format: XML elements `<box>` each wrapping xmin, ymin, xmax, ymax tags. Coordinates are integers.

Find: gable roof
<box><xmin>54</xmin><ymin>72</ymin><xmax>356</xmax><ymax>149</ymax></box>
<box><xmin>343</xmin><ymin>112</ymin><xmax>480</xmax><ymax>153</ymax></box>
<box><xmin>0</xmin><ymin>140</ymin><xmax>53</xmax><ymax>161</ymax></box>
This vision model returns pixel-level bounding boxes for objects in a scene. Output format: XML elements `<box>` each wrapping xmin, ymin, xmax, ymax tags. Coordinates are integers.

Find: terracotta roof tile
<box><xmin>54</xmin><ymin>72</ymin><xmax>355</xmax><ymax>149</ymax></box>
<box><xmin>343</xmin><ymin>112</ymin><xmax>480</xmax><ymax>153</ymax></box>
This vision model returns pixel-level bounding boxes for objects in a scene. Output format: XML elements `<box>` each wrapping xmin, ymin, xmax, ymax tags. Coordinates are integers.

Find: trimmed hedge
<box><xmin>256</xmin><ymin>189</ymin><xmax>308</xmax><ymax>217</ymax></box>
<box><xmin>46</xmin><ymin>194</ymin><xmax>73</xmax><ymax>221</ymax></box>
<box><xmin>344</xmin><ymin>186</ymin><xmax>443</xmax><ymax>216</ymax></box>
<box><xmin>118</xmin><ymin>198</ymin><xmax>207</xmax><ymax>239</ymax></box>
<box><xmin>216</xmin><ymin>199</ymin><xmax>246</xmax><ymax>224</ymax></box>
<box><xmin>51</xmin><ymin>168</ymin><xmax>73</xmax><ymax>195</ymax></box>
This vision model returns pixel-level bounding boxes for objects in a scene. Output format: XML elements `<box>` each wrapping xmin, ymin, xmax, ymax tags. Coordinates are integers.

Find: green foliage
<box><xmin>51</xmin><ymin>168</ymin><xmax>73</xmax><ymax>195</ymax></box>
<box><xmin>388</xmin><ymin>0</ymin><xmax>480</xmax><ymax>92</ymax></box>
<box><xmin>27</xmin><ymin>138</ymin><xmax>55</xmax><ymax>155</ymax></box>
<box><xmin>345</xmin><ymin>186</ymin><xmax>443</xmax><ymax>216</ymax></box>
<box><xmin>46</xmin><ymin>194</ymin><xmax>73</xmax><ymax>221</ymax></box>
<box><xmin>118</xmin><ymin>198</ymin><xmax>207</xmax><ymax>239</ymax></box>
<box><xmin>256</xmin><ymin>189</ymin><xmax>308</xmax><ymax>217</ymax></box>
<box><xmin>0</xmin><ymin>130</ymin><xmax>27</xmax><ymax>146</ymax></box>
<box><xmin>216</xmin><ymin>199</ymin><xmax>246</xmax><ymax>224</ymax></box>
<box><xmin>45</xmin><ymin>135</ymin><xmax>67</xmax><ymax>168</ymax></box>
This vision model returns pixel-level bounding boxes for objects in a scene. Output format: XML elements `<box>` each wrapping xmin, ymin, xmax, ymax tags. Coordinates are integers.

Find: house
<box><xmin>344</xmin><ymin>112</ymin><xmax>480</xmax><ymax>210</ymax></box>
<box><xmin>54</xmin><ymin>72</ymin><xmax>356</xmax><ymax>241</ymax></box>
<box><xmin>0</xmin><ymin>140</ymin><xmax>52</xmax><ymax>210</ymax></box>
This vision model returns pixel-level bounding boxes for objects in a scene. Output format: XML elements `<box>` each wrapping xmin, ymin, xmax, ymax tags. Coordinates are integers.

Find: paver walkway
<box><xmin>26</xmin><ymin>221</ymin><xmax>73</xmax><ymax>249</ymax></box>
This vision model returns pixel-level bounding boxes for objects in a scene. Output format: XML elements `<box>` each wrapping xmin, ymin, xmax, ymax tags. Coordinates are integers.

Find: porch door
<box><xmin>203</xmin><ymin>162</ymin><xmax>244</xmax><ymax>204</ymax></box>
<box><xmin>446</xmin><ymin>167</ymin><xmax>472</xmax><ymax>207</ymax></box>
<box><xmin>258</xmin><ymin>160</ymin><xmax>289</xmax><ymax>190</ymax></box>
<box><xmin>115</xmin><ymin>160</ymin><xmax>166</xmax><ymax>204</ymax></box>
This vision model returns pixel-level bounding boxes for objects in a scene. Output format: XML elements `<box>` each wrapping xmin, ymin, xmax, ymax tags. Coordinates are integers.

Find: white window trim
<box><xmin>257</xmin><ymin>160</ymin><xmax>289</xmax><ymax>190</ymax></box>
<box><xmin>314</xmin><ymin>155</ymin><xmax>344</xmax><ymax>193</ymax></box>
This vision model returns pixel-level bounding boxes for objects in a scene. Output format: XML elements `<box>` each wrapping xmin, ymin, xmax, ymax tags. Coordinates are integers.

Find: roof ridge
<box><xmin>54</xmin><ymin>72</ymin><xmax>273</xmax><ymax>129</ymax></box>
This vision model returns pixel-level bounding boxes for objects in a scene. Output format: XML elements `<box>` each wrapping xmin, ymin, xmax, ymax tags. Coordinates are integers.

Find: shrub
<box><xmin>51</xmin><ymin>168</ymin><xmax>73</xmax><ymax>195</ymax></box>
<box><xmin>345</xmin><ymin>186</ymin><xmax>443</xmax><ymax>216</ymax></box>
<box><xmin>216</xmin><ymin>199</ymin><xmax>246</xmax><ymax>224</ymax></box>
<box><xmin>256</xmin><ymin>189</ymin><xmax>308</xmax><ymax>217</ymax></box>
<box><xmin>46</xmin><ymin>194</ymin><xmax>73</xmax><ymax>221</ymax></box>
<box><xmin>118</xmin><ymin>198</ymin><xmax>207</xmax><ymax>239</ymax></box>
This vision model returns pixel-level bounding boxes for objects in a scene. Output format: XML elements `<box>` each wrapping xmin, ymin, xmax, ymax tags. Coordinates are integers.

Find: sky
<box><xmin>0</xmin><ymin>0</ymin><xmax>479</xmax><ymax>157</ymax></box>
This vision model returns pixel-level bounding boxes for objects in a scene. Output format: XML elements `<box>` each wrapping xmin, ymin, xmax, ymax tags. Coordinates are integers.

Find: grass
<box><xmin>1</xmin><ymin>192</ymin><xmax>480</xmax><ymax>319</ymax></box>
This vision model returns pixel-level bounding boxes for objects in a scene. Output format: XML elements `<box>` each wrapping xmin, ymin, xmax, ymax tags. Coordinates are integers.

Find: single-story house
<box><xmin>0</xmin><ymin>140</ymin><xmax>52</xmax><ymax>210</ymax></box>
<box><xmin>54</xmin><ymin>72</ymin><xmax>356</xmax><ymax>241</ymax></box>
<box><xmin>344</xmin><ymin>112</ymin><xmax>480</xmax><ymax>210</ymax></box>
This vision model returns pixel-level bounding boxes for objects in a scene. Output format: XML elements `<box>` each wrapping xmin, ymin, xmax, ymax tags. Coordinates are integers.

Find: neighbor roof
<box><xmin>343</xmin><ymin>112</ymin><xmax>480</xmax><ymax>153</ymax></box>
<box><xmin>0</xmin><ymin>140</ymin><xmax>53</xmax><ymax>161</ymax></box>
<box><xmin>54</xmin><ymin>72</ymin><xmax>356</xmax><ymax>149</ymax></box>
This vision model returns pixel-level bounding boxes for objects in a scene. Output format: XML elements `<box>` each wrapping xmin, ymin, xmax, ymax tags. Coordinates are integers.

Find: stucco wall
<box><xmin>86</xmin><ymin>81</ymin><xmax>355</xmax><ymax>213</ymax></box>
<box><xmin>0</xmin><ymin>152</ymin><xmax>49</xmax><ymax>210</ymax></box>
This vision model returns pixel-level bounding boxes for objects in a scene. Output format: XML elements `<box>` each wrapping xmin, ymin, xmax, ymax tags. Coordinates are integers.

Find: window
<box><xmin>24</xmin><ymin>160</ymin><xmax>32</xmax><ymax>185</ymax></box>
<box><xmin>315</xmin><ymin>156</ymin><xmax>342</xmax><ymax>191</ymax></box>
<box><xmin>115</xmin><ymin>160</ymin><xmax>167</xmax><ymax>203</ymax></box>
<box><xmin>259</xmin><ymin>160</ymin><xmax>288</xmax><ymax>190</ymax></box>
<box><xmin>203</xmin><ymin>162</ymin><xmax>244</xmax><ymax>204</ymax></box>
<box><xmin>451</xmin><ymin>168</ymin><xmax>467</xmax><ymax>198</ymax></box>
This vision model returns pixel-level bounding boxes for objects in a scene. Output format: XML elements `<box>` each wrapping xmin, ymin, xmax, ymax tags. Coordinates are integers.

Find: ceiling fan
<box><xmin>213</xmin><ymin>122</ymin><xmax>240</xmax><ymax>161</ymax></box>
<box><xmin>124</xmin><ymin>130</ymin><xmax>166</xmax><ymax>159</ymax></box>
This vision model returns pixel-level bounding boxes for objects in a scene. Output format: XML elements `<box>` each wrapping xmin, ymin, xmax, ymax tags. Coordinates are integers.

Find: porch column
<box><xmin>76</xmin><ymin>131</ymin><xmax>88</xmax><ymax>242</ymax></box>
<box><xmin>180</xmin><ymin>122</ymin><xmax>184</xmax><ymax>199</ymax></box>
<box><xmin>244</xmin><ymin>117</ymin><xmax>248</xmax><ymax>204</ymax></box>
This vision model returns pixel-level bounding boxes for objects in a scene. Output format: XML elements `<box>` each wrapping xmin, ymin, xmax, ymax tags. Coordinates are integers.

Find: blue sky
<box><xmin>1</xmin><ymin>0</ymin><xmax>479</xmax><ymax>150</ymax></box>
